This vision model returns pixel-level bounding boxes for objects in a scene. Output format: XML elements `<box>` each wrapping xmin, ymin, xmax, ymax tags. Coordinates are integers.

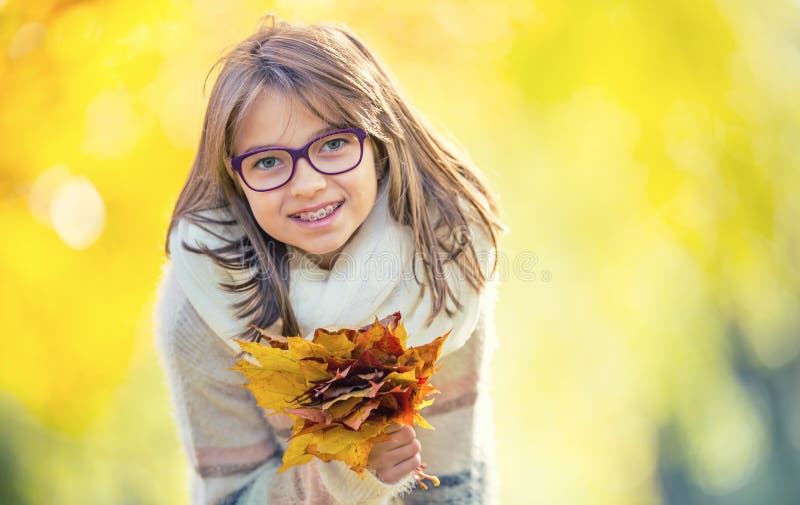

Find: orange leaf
<box><xmin>232</xmin><ymin>312</ymin><xmax>450</xmax><ymax>482</ymax></box>
<box><xmin>397</xmin><ymin>331</ymin><xmax>450</xmax><ymax>378</ymax></box>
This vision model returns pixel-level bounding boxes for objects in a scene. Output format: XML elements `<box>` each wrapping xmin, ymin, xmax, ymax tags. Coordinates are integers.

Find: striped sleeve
<box><xmin>154</xmin><ymin>256</ymin><xmax>417</xmax><ymax>504</ymax></box>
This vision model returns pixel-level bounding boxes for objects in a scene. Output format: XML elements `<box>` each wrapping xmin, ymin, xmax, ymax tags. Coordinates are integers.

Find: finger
<box><xmin>371</xmin><ymin>433</ymin><xmax>397</xmax><ymax>452</ymax></box>
<box><xmin>368</xmin><ymin>434</ymin><xmax>412</xmax><ymax>464</ymax></box>
<box><xmin>369</xmin><ymin>438</ymin><xmax>419</xmax><ymax>473</ymax></box>
<box><xmin>399</xmin><ymin>453</ymin><xmax>422</xmax><ymax>472</ymax></box>
<box><xmin>387</xmin><ymin>438</ymin><xmax>421</xmax><ymax>462</ymax></box>
<box><xmin>381</xmin><ymin>454</ymin><xmax>422</xmax><ymax>483</ymax></box>
<box><xmin>381</xmin><ymin>425</ymin><xmax>413</xmax><ymax>447</ymax></box>
<box><xmin>384</xmin><ymin>423</ymin><xmax>408</xmax><ymax>440</ymax></box>
<box><xmin>388</xmin><ymin>425</ymin><xmax>415</xmax><ymax>444</ymax></box>
<box><xmin>384</xmin><ymin>423</ymin><xmax>402</xmax><ymax>434</ymax></box>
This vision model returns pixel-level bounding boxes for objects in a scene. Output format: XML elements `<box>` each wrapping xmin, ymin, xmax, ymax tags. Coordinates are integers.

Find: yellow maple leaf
<box><xmin>313</xmin><ymin>329</ymin><xmax>356</xmax><ymax>357</ymax></box>
<box><xmin>231</xmin><ymin>312</ymin><xmax>448</xmax><ymax>489</ymax></box>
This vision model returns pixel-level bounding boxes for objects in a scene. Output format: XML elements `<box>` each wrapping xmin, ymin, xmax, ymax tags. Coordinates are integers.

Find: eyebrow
<box><xmin>239</xmin><ymin>125</ymin><xmax>344</xmax><ymax>156</ymax></box>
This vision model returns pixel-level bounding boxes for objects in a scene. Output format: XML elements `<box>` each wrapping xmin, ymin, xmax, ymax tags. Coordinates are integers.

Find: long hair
<box><xmin>165</xmin><ymin>16</ymin><xmax>504</xmax><ymax>342</ymax></box>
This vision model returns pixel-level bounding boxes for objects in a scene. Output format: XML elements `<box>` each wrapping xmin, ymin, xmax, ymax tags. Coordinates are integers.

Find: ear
<box><xmin>369</xmin><ymin>137</ymin><xmax>389</xmax><ymax>182</ymax></box>
<box><xmin>222</xmin><ymin>156</ymin><xmax>234</xmax><ymax>177</ymax></box>
<box><xmin>223</xmin><ymin>160</ymin><xmax>248</xmax><ymax>198</ymax></box>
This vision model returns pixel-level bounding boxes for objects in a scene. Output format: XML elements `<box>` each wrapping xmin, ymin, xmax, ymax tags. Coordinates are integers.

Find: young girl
<box><xmin>153</xmin><ymin>16</ymin><xmax>504</xmax><ymax>505</ymax></box>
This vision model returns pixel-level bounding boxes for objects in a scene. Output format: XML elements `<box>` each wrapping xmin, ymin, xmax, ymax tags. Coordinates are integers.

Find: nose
<box><xmin>289</xmin><ymin>156</ymin><xmax>326</xmax><ymax>198</ymax></box>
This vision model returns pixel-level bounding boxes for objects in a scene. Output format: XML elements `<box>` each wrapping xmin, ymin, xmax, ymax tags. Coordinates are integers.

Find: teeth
<box><xmin>296</xmin><ymin>202</ymin><xmax>340</xmax><ymax>222</ymax></box>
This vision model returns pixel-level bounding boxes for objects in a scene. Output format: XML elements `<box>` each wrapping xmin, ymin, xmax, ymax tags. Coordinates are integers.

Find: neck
<box><xmin>312</xmin><ymin>250</ymin><xmax>340</xmax><ymax>270</ymax></box>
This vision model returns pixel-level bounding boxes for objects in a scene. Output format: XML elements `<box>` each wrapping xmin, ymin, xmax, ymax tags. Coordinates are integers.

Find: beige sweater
<box><xmin>152</xmin><ymin>189</ymin><xmax>500</xmax><ymax>504</ymax></box>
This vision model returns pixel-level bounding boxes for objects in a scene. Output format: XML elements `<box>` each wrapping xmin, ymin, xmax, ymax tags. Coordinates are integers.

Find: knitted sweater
<box><xmin>152</xmin><ymin>191</ymin><xmax>501</xmax><ymax>504</ymax></box>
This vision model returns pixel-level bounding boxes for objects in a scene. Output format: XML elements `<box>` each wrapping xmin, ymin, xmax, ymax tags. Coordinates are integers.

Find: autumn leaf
<box><xmin>230</xmin><ymin>311</ymin><xmax>448</xmax><ymax>489</ymax></box>
<box><xmin>341</xmin><ymin>397</ymin><xmax>382</xmax><ymax>430</ymax></box>
<box><xmin>396</xmin><ymin>331</ymin><xmax>449</xmax><ymax>379</ymax></box>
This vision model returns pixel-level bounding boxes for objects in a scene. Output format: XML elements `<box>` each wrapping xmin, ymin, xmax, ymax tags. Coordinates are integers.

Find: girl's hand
<box><xmin>367</xmin><ymin>423</ymin><xmax>422</xmax><ymax>484</ymax></box>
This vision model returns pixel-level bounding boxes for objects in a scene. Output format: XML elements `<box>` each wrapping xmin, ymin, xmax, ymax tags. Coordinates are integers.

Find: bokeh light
<box><xmin>1</xmin><ymin>1</ymin><xmax>798</xmax><ymax>504</ymax></box>
<box><xmin>49</xmin><ymin>174</ymin><xmax>105</xmax><ymax>250</ymax></box>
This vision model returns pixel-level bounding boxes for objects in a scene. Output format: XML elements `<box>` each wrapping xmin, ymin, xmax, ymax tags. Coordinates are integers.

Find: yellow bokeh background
<box><xmin>1</xmin><ymin>1</ymin><xmax>799</xmax><ymax>504</ymax></box>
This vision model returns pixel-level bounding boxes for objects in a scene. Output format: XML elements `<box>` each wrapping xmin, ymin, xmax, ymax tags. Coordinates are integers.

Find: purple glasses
<box><xmin>229</xmin><ymin>127</ymin><xmax>368</xmax><ymax>192</ymax></box>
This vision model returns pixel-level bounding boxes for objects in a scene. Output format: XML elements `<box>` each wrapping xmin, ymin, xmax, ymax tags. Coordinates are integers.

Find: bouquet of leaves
<box><xmin>229</xmin><ymin>311</ymin><xmax>447</xmax><ymax>489</ymax></box>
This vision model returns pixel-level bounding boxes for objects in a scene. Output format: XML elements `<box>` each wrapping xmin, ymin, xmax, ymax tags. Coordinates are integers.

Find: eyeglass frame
<box><xmin>228</xmin><ymin>127</ymin><xmax>369</xmax><ymax>192</ymax></box>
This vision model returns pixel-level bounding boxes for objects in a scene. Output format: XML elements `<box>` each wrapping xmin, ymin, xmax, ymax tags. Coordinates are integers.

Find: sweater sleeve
<box><xmin>155</xmin><ymin>218</ymin><xmax>417</xmax><ymax>505</ymax></box>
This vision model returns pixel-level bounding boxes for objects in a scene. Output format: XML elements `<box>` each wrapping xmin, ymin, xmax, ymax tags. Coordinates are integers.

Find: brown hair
<box><xmin>165</xmin><ymin>16</ymin><xmax>504</xmax><ymax>341</ymax></box>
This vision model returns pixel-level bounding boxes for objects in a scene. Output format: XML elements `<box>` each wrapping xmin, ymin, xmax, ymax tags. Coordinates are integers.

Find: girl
<box><xmin>153</xmin><ymin>15</ymin><xmax>504</xmax><ymax>505</ymax></box>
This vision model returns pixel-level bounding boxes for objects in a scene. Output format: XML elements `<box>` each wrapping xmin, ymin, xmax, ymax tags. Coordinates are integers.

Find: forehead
<box><xmin>233</xmin><ymin>88</ymin><xmax>344</xmax><ymax>154</ymax></box>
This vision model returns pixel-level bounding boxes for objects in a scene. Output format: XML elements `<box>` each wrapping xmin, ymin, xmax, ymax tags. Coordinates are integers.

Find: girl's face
<box><xmin>231</xmin><ymin>90</ymin><xmax>379</xmax><ymax>269</ymax></box>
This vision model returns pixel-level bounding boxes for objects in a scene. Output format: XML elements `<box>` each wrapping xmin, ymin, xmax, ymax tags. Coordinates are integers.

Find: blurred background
<box><xmin>1</xmin><ymin>0</ymin><xmax>799</xmax><ymax>504</ymax></box>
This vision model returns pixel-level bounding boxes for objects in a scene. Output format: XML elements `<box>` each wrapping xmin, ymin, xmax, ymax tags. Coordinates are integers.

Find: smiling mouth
<box><xmin>289</xmin><ymin>200</ymin><xmax>345</xmax><ymax>222</ymax></box>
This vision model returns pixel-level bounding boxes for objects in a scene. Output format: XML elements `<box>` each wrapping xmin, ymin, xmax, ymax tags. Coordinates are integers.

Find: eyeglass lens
<box><xmin>240</xmin><ymin>130</ymin><xmax>362</xmax><ymax>191</ymax></box>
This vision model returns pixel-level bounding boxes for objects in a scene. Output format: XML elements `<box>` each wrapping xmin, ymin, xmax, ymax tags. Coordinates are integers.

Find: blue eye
<box><xmin>254</xmin><ymin>157</ymin><xmax>279</xmax><ymax>170</ymax></box>
<box><xmin>322</xmin><ymin>138</ymin><xmax>346</xmax><ymax>151</ymax></box>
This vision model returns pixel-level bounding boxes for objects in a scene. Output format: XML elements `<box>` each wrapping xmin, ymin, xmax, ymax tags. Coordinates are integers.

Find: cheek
<box><xmin>351</xmin><ymin>151</ymin><xmax>379</xmax><ymax>196</ymax></box>
<box><xmin>243</xmin><ymin>192</ymin><xmax>281</xmax><ymax>233</ymax></box>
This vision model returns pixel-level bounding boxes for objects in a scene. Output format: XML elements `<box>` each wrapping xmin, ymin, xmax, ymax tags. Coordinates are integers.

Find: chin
<box><xmin>299</xmin><ymin>238</ymin><xmax>345</xmax><ymax>256</ymax></box>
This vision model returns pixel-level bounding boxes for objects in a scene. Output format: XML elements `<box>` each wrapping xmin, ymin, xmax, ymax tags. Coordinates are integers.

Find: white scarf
<box><xmin>168</xmin><ymin>179</ymin><xmax>494</xmax><ymax>360</ymax></box>
<box><xmin>286</xmin><ymin>180</ymin><xmax>492</xmax><ymax>356</ymax></box>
